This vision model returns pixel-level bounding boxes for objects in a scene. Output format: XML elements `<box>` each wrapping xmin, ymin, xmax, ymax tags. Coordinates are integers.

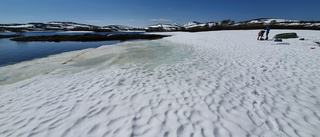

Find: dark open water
<box><xmin>0</xmin><ymin>31</ymin><xmax>144</xmax><ymax>67</ymax></box>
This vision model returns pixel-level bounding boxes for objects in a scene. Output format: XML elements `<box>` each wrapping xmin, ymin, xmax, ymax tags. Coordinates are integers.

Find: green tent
<box><xmin>273</xmin><ymin>33</ymin><xmax>298</xmax><ymax>39</ymax></box>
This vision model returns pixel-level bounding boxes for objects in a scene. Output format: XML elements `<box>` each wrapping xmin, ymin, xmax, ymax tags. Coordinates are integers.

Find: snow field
<box><xmin>0</xmin><ymin>30</ymin><xmax>320</xmax><ymax>137</ymax></box>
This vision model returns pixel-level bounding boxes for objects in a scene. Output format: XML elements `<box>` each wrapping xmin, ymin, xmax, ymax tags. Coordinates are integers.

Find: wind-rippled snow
<box><xmin>0</xmin><ymin>30</ymin><xmax>320</xmax><ymax>137</ymax></box>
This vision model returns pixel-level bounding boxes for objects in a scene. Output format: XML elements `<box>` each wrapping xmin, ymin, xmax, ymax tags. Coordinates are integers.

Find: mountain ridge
<box><xmin>1</xmin><ymin>18</ymin><xmax>320</xmax><ymax>32</ymax></box>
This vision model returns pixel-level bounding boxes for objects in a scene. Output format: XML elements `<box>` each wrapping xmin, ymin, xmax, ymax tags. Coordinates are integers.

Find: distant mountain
<box><xmin>0</xmin><ymin>22</ymin><xmax>98</xmax><ymax>30</ymax></box>
<box><xmin>146</xmin><ymin>23</ymin><xmax>181</xmax><ymax>31</ymax></box>
<box><xmin>146</xmin><ymin>21</ymin><xmax>220</xmax><ymax>31</ymax></box>
<box><xmin>46</xmin><ymin>21</ymin><xmax>97</xmax><ymax>29</ymax></box>
<box><xmin>1</xmin><ymin>18</ymin><xmax>319</xmax><ymax>32</ymax></box>
<box><xmin>183</xmin><ymin>21</ymin><xmax>202</xmax><ymax>28</ymax></box>
<box><xmin>102</xmin><ymin>25</ymin><xmax>134</xmax><ymax>31</ymax></box>
<box><xmin>0</xmin><ymin>22</ymin><xmax>144</xmax><ymax>32</ymax></box>
<box><xmin>145</xmin><ymin>22</ymin><xmax>205</xmax><ymax>31</ymax></box>
<box><xmin>236</xmin><ymin>18</ymin><xmax>299</xmax><ymax>25</ymax></box>
<box><xmin>147</xmin><ymin>18</ymin><xmax>320</xmax><ymax>31</ymax></box>
<box><xmin>235</xmin><ymin>18</ymin><xmax>320</xmax><ymax>28</ymax></box>
<box><xmin>184</xmin><ymin>18</ymin><xmax>316</xmax><ymax>29</ymax></box>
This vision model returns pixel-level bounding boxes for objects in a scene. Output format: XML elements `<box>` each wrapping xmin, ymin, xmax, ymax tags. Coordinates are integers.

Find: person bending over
<box><xmin>257</xmin><ymin>30</ymin><xmax>265</xmax><ymax>40</ymax></box>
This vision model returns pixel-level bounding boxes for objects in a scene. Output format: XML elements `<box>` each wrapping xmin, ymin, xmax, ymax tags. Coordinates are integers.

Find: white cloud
<box><xmin>150</xmin><ymin>19</ymin><xmax>171</xmax><ymax>22</ymax></box>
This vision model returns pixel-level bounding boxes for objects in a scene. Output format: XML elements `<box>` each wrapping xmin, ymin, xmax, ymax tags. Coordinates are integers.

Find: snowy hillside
<box><xmin>1</xmin><ymin>18</ymin><xmax>319</xmax><ymax>32</ymax></box>
<box><xmin>183</xmin><ymin>21</ymin><xmax>204</xmax><ymax>28</ymax></box>
<box><xmin>102</xmin><ymin>25</ymin><xmax>134</xmax><ymax>31</ymax></box>
<box><xmin>242</xmin><ymin>18</ymin><xmax>299</xmax><ymax>24</ymax></box>
<box><xmin>237</xmin><ymin>18</ymin><xmax>319</xmax><ymax>26</ymax></box>
<box><xmin>46</xmin><ymin>22</ymin><xmax>96</xmax><ymax>29</ymax></box>
<box><xmin>0</xmin><ymin>22</ymin><xmax>143</xmax><ymax>31</ymax></box>
<box><xmin>146</xmin><ymin>18</ymin><xmax>320</xmax><ymax>31</ymax></box>
<box><xmin>184</xmin><ymin>21</ymin><xmax>221</xmax><ymax>29</ymax></box>
<box><xmin>146</xmin><ymin>23</ymin><xmax>181</xmax><ymax>31</ymax></box>
<box><xmin>0</xmin><ymin>22</ymin><xmax>98</xmax><ymax>29</ymax></box>
<box><xmin>146</xmin><ymin>21</ymin><xmax>213</xmax><ymax>31</ymax></box>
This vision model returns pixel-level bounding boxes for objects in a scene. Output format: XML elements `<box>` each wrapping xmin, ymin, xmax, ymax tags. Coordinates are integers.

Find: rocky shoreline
<box><xmin>0</xmin><ymin>34</ymin><xmax>19</xmax><ymax>38</ymax></box>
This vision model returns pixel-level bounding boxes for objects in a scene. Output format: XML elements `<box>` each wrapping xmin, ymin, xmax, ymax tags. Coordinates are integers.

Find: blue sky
<box><xmin>1</xmin><ymin>0</ymin><xmax>319</xmax><ymax>27</ymax></box>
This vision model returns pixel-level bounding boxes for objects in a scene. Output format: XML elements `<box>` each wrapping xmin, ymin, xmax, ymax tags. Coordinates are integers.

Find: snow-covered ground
<box><xmin>0</xmin><ymin>30</ymin><xmax>320</xmax><ymax>137</ymax></box>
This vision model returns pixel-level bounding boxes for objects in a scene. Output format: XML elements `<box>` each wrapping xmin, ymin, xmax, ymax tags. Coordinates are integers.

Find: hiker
<box><xmin>257</xmin><ymin>30</ymin><xmax>265</xmax><ymax>40</ymax></box>
<box><xmin>265</xmin><ymin>27</ymin><xmax>270</xmax><ymax>40</ymax></box>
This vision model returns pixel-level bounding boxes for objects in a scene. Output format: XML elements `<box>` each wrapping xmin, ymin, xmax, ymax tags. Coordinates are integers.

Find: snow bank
<box><xmin>1</xmin><ymin>30</ymin><xmax>320</xmax><ymax>137</ymax></box>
